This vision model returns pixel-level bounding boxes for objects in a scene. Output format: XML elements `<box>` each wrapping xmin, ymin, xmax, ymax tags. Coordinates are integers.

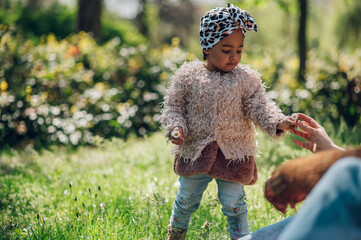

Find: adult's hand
<box><xmin>293</xmin><ymin>113</ymin><xmax>341</xmax><ymax>152</ymax></box>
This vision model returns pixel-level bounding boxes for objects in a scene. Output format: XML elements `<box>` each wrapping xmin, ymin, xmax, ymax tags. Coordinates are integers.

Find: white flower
<box><xmin>291</xmin><ymin>113</ymin><xmax>299</xmax><ymax>120</ymax></box>
<box><xmin>171</xmin><ymin>130</ymin><xmax>180</xmax><ymax>139</ymax></box>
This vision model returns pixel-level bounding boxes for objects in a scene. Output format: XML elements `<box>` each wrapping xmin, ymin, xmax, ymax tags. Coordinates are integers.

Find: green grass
<box><xmin>1</xmin><ymin>124</ymin><xmax>360</xmax><ymax>239</ymax></box>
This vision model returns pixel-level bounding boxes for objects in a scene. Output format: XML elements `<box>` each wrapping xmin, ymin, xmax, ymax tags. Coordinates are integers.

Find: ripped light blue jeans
<box><xmin>170</xmin><ymin>174</ymin><xmax>250</xmax><ymax>239</ymax></box>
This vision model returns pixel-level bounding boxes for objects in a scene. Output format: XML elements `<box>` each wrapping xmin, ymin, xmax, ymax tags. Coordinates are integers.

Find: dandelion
<box><xmin>160</xmin><ymin>72</ymin><xmax>168</xmax><ymax>81</ymax></box>
<box><xmin>171</xmin><ymin>37</ymin><xmax>180</xmax><ymax>47</ymax></box>
<box><xmin>0</xmin><ymin>81</ymin><xmax>8</xmax><ymax>91</ymax></box>
<box><xmin>26</xmin><ymin>85</ymin><xmax>32</xmax><ymax>94</ymax></box>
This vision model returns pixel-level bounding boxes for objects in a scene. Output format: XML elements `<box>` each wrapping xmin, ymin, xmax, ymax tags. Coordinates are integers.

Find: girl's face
<box><xmin>204</xmin><ymin>29</ymin><xmax>244</xmax><ymax>73</ymax></box>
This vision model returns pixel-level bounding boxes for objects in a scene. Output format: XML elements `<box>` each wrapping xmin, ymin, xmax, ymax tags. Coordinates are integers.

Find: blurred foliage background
<box><xmin>0</xmin><ymin>0</ymin><xmax>360</xmax><ymax>150</ymax></box>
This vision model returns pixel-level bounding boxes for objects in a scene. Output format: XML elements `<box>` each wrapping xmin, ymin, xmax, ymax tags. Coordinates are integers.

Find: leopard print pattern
<box><xmin>200</xmin><ymin>3</ymin><xmax>257</xmax><ymax>51</ymax></box>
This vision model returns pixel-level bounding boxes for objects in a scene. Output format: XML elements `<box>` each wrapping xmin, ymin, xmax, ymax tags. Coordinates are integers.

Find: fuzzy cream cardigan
<box><xmin>161</xmin><ymin>60</ymin><xmax>287</xmax><ymax>163</ymax></box>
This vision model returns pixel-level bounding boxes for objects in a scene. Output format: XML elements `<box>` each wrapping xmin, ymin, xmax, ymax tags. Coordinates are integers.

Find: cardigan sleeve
<box><xmin>242</xmin><ymin>70</ymin><xmax>287</xmax><ymax>138</ymax></box>
<box><xmin>160</xmin><ymin>64</ymin><xmax>190</xmax><ymax>138</ymax></box>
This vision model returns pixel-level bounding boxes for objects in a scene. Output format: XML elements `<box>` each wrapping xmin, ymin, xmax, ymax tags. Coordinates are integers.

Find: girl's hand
<box><xmin>276</xmin><ymin>116</ymin><xmax>297</xmax><ymax>135</ymax></box>
<box><xmin>170</xmin><ymin>127</ymin><xmax>184</xmax><ymax>145</ymax></box>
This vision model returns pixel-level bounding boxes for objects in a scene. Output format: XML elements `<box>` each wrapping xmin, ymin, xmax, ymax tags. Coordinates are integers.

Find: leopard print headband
<box><xmin>199</xmin><ymin>3</ymin><xmax>257</xmax><ymax>51</ymax></box>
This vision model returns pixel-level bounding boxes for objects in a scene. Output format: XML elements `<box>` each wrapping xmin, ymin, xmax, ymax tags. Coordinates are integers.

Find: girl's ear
<box><xmin>203</xmin><ymin>50</ymin><xmax>209</xmax><ymax>55</ymax></box>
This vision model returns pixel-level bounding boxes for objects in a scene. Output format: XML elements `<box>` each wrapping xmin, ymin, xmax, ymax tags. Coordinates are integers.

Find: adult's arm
<box><xmin>265</xmin><ymin>147</ymin><xmax>361</xmax><ymax>213</ymax></box>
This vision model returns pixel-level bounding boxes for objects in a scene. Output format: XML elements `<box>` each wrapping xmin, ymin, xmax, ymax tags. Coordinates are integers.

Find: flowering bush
<box><xmin>1</xmin><ymin>23</ymin><xmax>359</xmax><ymax>150</ymax></box>
<box><xmin>0</xmin><ymin>24</ymin><xmax>193</xmax><ymax>149</ymax></box>
<box><xmin>247</xmin><ymin>47</ymin><xmax>361</xmax><ymax>127</ymax></box>
<box><xmin>305</xmin><ymin>49</ymin><xmax>361</xmax><ymax>126</ymax></box>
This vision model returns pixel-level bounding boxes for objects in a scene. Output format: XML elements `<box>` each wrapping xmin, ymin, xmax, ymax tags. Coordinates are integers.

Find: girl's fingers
<box><xmin>171</xmin><ymin>137</ymin><xmax>184</xmax><ymax>145</ymax></box>
<box><xmin>171</xmin><ymin>140</ymin><xmax>180</xmax><ymax>145</ymax></box>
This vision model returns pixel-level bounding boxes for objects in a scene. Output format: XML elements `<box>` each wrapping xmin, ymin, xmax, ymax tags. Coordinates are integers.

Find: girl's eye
<box><xmin>237</xmin><ymin>51</ymin><xmax>242</xmax><ymax>54</ymax></box>
<box><xmin>222</xmin><ymin>50</ymin><xmax>230</xmax><ymax>54</ymax></box>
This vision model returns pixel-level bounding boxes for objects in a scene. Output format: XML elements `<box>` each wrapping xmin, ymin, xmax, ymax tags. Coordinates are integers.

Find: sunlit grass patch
<box><xmin>0</xmin><ymin>126</ymin><xmax>359</xmax><ymax>239</ymax></box>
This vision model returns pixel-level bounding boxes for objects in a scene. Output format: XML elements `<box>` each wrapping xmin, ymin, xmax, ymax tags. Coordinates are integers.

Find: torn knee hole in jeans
<box><xmin>178</xmin><ymin>196</ymin><xmax>200</xmax><ymax>207</ymax></box>
<box><xmin>231</xmin><ymin>202</ymin><xmax>247</xmax><ymax>214</ymax></box>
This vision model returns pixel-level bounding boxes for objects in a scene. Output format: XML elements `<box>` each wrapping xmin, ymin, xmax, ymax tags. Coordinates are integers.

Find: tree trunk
<box><xmin>27</xmin><ymin>0</ymin><xmax>39</xmax><ymax>11</ymax></box>
<box><xmin>138</xmin><ymin>0</ymin><xmax>149</xmax><ymax>37</ymax></box>
<box><xmin>77</xmin><ymin>0</ymin><xmax>102</xmax><ymax>41</ymax></box>
<box><xmin>298</xmin><ymin>0</ymin><xmax>307</xmax><ymax>82</ymax></box>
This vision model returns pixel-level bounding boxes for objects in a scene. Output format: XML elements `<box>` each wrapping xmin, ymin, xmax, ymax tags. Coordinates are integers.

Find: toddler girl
<box><xmin>161</xmin><ymin>3</ymin><xmax>295</xmax><ymax>240</ymax></box>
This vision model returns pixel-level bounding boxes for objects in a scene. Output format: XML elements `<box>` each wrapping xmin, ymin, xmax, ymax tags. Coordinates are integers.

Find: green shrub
<box><xmin>305</xmin><ymin>49</ymin><xmax>361</xmax><ymax>126</ymax></box>
<box><xmin>0</xmin><ymin>25</ymin><xmax>191</xmax><ymax>149</ymax></box>
<box><xmin>0</xmin><ymin>2</ymin><xmax>75</xmax><ymax>40</ymax></box>
<box><xmin>246</xmin><ymin>47</ymin><xmax>361</xmax><ymax>127</ymax></box>
<box><xmin>0</xmin><ymin>2</ymin><xmax>145</xmax><ymax>45</ymax></box>
<box><xmin>101</xmin><ymin>14</ymin><xmax>146</xmax><ymax>46</ymax></box>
